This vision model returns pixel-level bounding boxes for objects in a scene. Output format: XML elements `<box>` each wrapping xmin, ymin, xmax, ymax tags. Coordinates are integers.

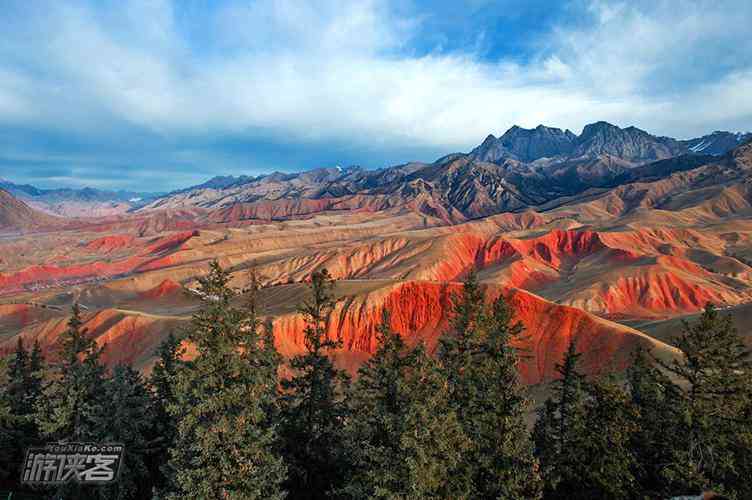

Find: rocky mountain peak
<box><xmin>471</xmin><ymin>124</ymin><xmax>577</xmax><ymax>163</ymax></box>
<box><xmin>573</xmin><ymin>121</ymin><xmax>684</xmax><ymax>162</ymax></box>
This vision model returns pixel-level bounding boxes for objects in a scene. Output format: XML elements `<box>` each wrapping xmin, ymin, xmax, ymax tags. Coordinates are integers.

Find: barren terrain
<box><xmin>2</xmin><ymin>126</ymin><xmax>751</xmax><ymax>383</ymax></box>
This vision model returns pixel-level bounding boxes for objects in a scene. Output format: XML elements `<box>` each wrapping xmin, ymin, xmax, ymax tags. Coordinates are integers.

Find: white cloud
<box><xmin>0</xmin><ymin>0</ymin><xmax>750</xmax><ymax>169</ymax></box>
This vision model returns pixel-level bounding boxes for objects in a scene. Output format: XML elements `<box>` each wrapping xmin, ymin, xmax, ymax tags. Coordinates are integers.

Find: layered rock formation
<box><xmin>1</xmin><ymin>125</ymin><xmax>751</xmax><ymax>384</ymax></box>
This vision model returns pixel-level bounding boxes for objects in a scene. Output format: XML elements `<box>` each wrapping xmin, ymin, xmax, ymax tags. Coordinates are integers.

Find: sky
<box><xmin>0</xmin><ymin>0</ymin><xmax>751</xmax><ymax>192</ymax></box>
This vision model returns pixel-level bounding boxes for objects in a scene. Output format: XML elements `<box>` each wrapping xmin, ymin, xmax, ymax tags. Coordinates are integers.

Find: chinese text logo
<box><xmin>21</xmin><ymin>443</ymin><xmax>124</xmax><ymax>485</ymax></box>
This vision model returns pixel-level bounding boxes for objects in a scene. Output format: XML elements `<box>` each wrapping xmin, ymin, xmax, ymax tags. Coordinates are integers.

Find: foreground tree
<box><xmin>342</xmin><ymin>312</ymin><xmax>411</xmax><ymax>497</ymax></box>
<box><xmin>341</xmin><ymin>312</ymin><xmax>474</xmax><ymax>498</ymax></box>
<box><xmin>438</xmin><ymin>271</ymin><xmax>541</xmax><ymax>499</ymax></box>
<box><xmin>533</xmin><ymin>339</ymin><xmax>588</xmax><ymax>499</ymax></box>
<box><xmin>398</xmin><ymin>343</ymin><xmax>474</xmax><ymax>498</ymax></box>
<box><xmin>579</xmin><ymin>375</ymin><xmax>638</xmax><ymax>499</ymax></box>
<box><xmin>537</xmin><ymin>339</ymin><xmax>646</xmax><ymax>500</ymax></box>
<box><xmin>0</xmin><ymin>338</ymin><xmax>44</xmax><ymax>489</ymax></box>
<box><xmin>653</xmin><ymin>304</ymin><xmax>752</xmax><ymax>498</ymax></box>
<box><xmin>35</xmin><ymin>303</ymin><xmax>107</xmax><ymax>499</ymax></box>
<box><xmin>94</xmin><ymin>365</ymin><xmax>156</xmax><ymax>500</ymax></box>
<box><xmin>149</xmin><ymin>331</ymin><xmax>183</xmax><ymax>497</ymax></box>
<box><xmin>36</xmin><ymin>303</ymin><xmax>106</xmax><ymax>442</ymax></box>
<box><xmin>279</xmin><ymin>268</ymin><xmax>350</xmax><ymax>498</ymax></box>
<box><xmin>0</xmin><ymin>356</ymin><xmax>21</xmax><ymax>485</ymax></box>
<box><xmin>166</xmin><ymin>262</ymin><xmax>286</xmax><ymax>500</ymax></box>
<box><xmin>627</xmin><ymin>347</ymin><xmax>682</xmax><ymax>497</ymax></box>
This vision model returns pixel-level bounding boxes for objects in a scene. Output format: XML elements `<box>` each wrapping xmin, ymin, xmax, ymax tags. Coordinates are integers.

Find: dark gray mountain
<box><xmin>571</xmin><ymin>122</ymin><xmax>686</xmax><ymax>161</ymax></box>
<box><xmin>470</xmin><ymin>121</ymin><xmax>747</xmax><ymax>166</ymax></box>
<box><xmin>139</xmin><ymin>123</ymin><xmax>751</xmax><ymax>223</ymax></box>
<box><xmin>470</xmin><ymin>125</ymin><xmax>577</xmax><ymax>163</ymax></box>
<box><xmin>681</xmin><ymin>131</ymin><xmax>752</xmax><ymax>156</ymax></box>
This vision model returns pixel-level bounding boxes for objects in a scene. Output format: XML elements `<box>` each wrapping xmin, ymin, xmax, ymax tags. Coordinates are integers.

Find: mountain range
<box><xmin>134</xmin><ymin>121</ymin><xmax>751</xmax><ymax>224</ymax></box>
<box><xmin>3</xmin><ymin>122</ymin><xmax>749</xmax><ymax>221</ymax></box>
<box><xmin>2</xmin><ymin>120</ymin><xmax>752</xmax><ymax>387</ymax></box>
<box><xmin>0</xmin><ymin>180</ymin><xmax>159</xmax><ymax>217</ymax></box>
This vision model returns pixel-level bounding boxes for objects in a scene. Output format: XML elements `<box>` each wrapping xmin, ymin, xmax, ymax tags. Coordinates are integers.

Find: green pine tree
<box><xmin>29</xmin><ymin>340</ymin><xmax>45</xmax><ymax>405</ymax></box>
<box><xmin>627</xmin><ymin>346</ymin><xmax>681</xmax><ymax>498</ymax></box>
<box><xmin>94</xmin><ymin>364</ymin><xmax>156</xmax><ymax>500</ymax></box>
<box><xmin>0</xmin><ymin>338</ymin><xmax>45</xmax><ymax>488</ymax></box>
<box><xmin>148</xmin><ymin>331</ymin><xmax>183</xmax><ymax>498</ymax></box>
<box><xmin>654</xmin><ymin>304</ymin><xmax>752</xmax><ymax>498</ymax></box>
<box><xmin>341</xmin><ymin>311</ymin><xmax>410</xmax><ymax>497</ymax></box>
<box><xmin>339</xmin><ymin>314</ymin><xmax>405</xmax><ymax>495</ymax></box>
<box><xmin>279</xmin><ymin>268</ymin><xmax>350</xmax><ymax>499</ymax></box>
<box><xmin>166</xmin><ymin>261</ymin><xmax>287</xmax><ymax>500</ymax></box>
<box><xmin>34</xmin><ymin>303</ymin><xmax>107</xmax><ymax>500</ymax></box>
<box><xmin>533</xmin><ymin>339</ymin><xmax>588</xmax><ymax>499</ymax></box>
<box><xmin>6</xmin><ymin>338</ymin><xmax>31</xmax><ymax>416</ymax></box>
<box><xmin>438</xmin><ymin>271</ymin><xmax>541</xmax><ymax>499</ymax></box>
<box><xmin>578</xmin><ymin>375</ymin><xmax>639</xmax><ymax>499</ymax></box>
<box><xmin>0</xmin><ymin>355</ymin><xmax>23</xmax><ymax>483</ymax></box>
<box><xmin>36</xmin><ymin>303</ymin><xmax>106</xmax><ymax>442</ymax></box>
<box><xmin>399</xmin><ymin>343</ymin><xmax>474</xmax><ymax>499</ymax></box>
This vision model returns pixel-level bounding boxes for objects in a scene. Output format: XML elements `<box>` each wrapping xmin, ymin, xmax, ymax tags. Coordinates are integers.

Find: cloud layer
<box><xmin>0</xmin><ymin>0</ymin><xmax>750</xmax><ymax>190</ymax></box>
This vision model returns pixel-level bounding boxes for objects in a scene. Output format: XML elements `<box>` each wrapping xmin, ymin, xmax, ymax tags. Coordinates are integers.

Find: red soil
<box><xmin>0</xmin><ymin>257</ymin><xmax>143</xmax><ymax>292</ymax></box>
<box><xmin>510</xmin><ymin>229</ymin><xmax>606</xmax><ymax>270</ymax></box>
<box><xmin>272</xmin><ymin>280</ymin><xmax>668</xmax><ymax>384</ymax></box>
<box><xmin>144</xmin><ymin>230</ymin><xmax>199</xmax><ymax>254</ymax></box>
<box><xmin>84</xmin><ymin>235</ymin><xmax>135</xmax><ymax>253</ymax></box>
<box><xmin>140</xmin><ymin>279</ymin><xmax>183</xmax><ymax>299</ymax></box>
<box><xmin>0</xmin><ymin>280</ymin><xmax>675</xmax><ymax>384</ymax></box>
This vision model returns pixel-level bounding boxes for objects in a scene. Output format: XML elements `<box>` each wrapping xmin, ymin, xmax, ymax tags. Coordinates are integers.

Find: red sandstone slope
<box><xmin>0</xmin><ymin>308</ymin><xmax>183</xmax><ymax>368</ymax></box>
<box><xmin>84</xmin><ymin>234</ymin><xmax>135</xmax><ymax>253</ymax></box>
<box><xmin>269</xmin><ymin>280</ymin><xmax>678</xmax><ymax>383</ymax></box>
<box><xmin>0</xmin><ymin>230</ymin><xmax>200</xmax><ymax>294</ymax></box>
<box><xmin>0</xmin><ymin>279</ymin><xmax>678</xmax><ymax>383</ymax></box>
<box><xmin>234</xmin><ymin>224</ymin><xmax>750</xmax><ymax>318</ymax></box>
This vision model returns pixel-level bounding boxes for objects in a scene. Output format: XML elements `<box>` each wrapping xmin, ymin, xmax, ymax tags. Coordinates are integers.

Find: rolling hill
<box><xmin>1</xmin><ymin>122</ymin><xmax>751</xmax><ymax>383</ymax></box>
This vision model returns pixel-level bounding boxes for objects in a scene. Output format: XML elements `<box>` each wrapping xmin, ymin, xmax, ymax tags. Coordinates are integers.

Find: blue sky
<box><xmin>0</xmin><ymin>0</ymin><xmax>751</xmax><ymax>192</ymax></box>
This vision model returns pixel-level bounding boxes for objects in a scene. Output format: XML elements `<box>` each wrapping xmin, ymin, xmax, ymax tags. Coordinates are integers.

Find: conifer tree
<box><xmin>399</xmin><ymin>343</ymin><xmax>474</xmax><ymax>499</ymax></box>
<box><xmin>36</xmin><ymin>303</ymin><xmax>106</xmax><ymax>442</ymax></box>
<box><xmin>166</xmin><ymin>261</ymin><xmax>286</xmax><ymax>500</ymax></box>
<box><xmin>149</xmin><ymin>331</ymin><xmax>183</xmax><ymax>497</ymax></box>
<box><xmin>0</xmin><ymin>338</ymin><xmax>45</xmax><ymax>489</ymax></box>
<box><xmin>0</xmin><ymin>355</ymin><xmax>22</xmax><ymax>484</ymax></box>
<box><xmin>654</xmin><ymin>304</ymin><xmax>752</xmax><ymax>498</ymax></box>
<box><xmin>28</xmin><ymin>339</ymin><xmax>45</xmax><ymax>405</ymax></box>
<box><xmin>578</xmin><ymin>375</ymin><xmax>638</xmax><ymax>499</ymax></box>
<box><xmin>34</xmin><ymin>303</ymin><xmax>107</xmax><ymax>500</ymax></box>
<box><xmin>279</xmin><ymin>268</ymin><xmax>350</xmax><ymax>498</ymax></box>
<box><xmin>6</xmin><ymin>338</ymin><xmax>30</xmax><ymax>415</ymax></box>
<box><xmin>627</xmin><ymin>347</ymin><xmax>681</xmax><ymax>498</ymax></box>
<box><xmin>341</xmin><ymin>312</ymin><xmax>478</xmax><ymax>498</ymax></box>
<box><xmin>341</xmin><ymin>311</ymin><xmax>409</xmax><ymax>497</ymax></box>
<box><xmin>94</xmin><ymin>365</ymin><xmax>156</xmax><ymax>500</ymax></box>
<box><xmin>340</xmin><ymin>313</ymin><xmax>412</xmax><ymax>496</ymax></box>
<box><xmin>438</xmin><ymin>271</ymin><xmax>541</xmax><ymax>498</ymax></box>
<box><xmin>533</xmin><ymin>339</ymin><xmax>588</xmax><ymax>499</ymax></box>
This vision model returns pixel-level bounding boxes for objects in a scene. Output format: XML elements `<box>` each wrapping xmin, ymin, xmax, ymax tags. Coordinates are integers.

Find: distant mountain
<box><xmin>169</xmin><ymin>175</ymin><xmax>258</xmax><ymax>194</ymax></box>
<box><xmin>139</xmin><ymin>123</ymin><xmax>752</xmax><ymax>224</ymax></box>
<box><xmin>681</xmin><ymin>130</ymin><xmax>752</xmax><ymax>155</ymax></box>
<box><xmin>470</xmin><ymin>121</ymin><xmax>747</xmax><ymax>165</ymax></box>
<box><xmin>571</xmin><ymin>122</ymin><xmax>685</xmax><ymax>161</ymax></box>
<box><xmin>0</xmin><ymin>180</ymin><xmax>160</xmax><ymax>217</ymax></box>
<box><xmin>0</xmin><ymin>188</ymin><xmax>61</xmax><ymax>231</ymax></box>
<box><xmin>470</xmin><ymin>125</ymin><xmax>577</xmax><ymax>163</ymax></box>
